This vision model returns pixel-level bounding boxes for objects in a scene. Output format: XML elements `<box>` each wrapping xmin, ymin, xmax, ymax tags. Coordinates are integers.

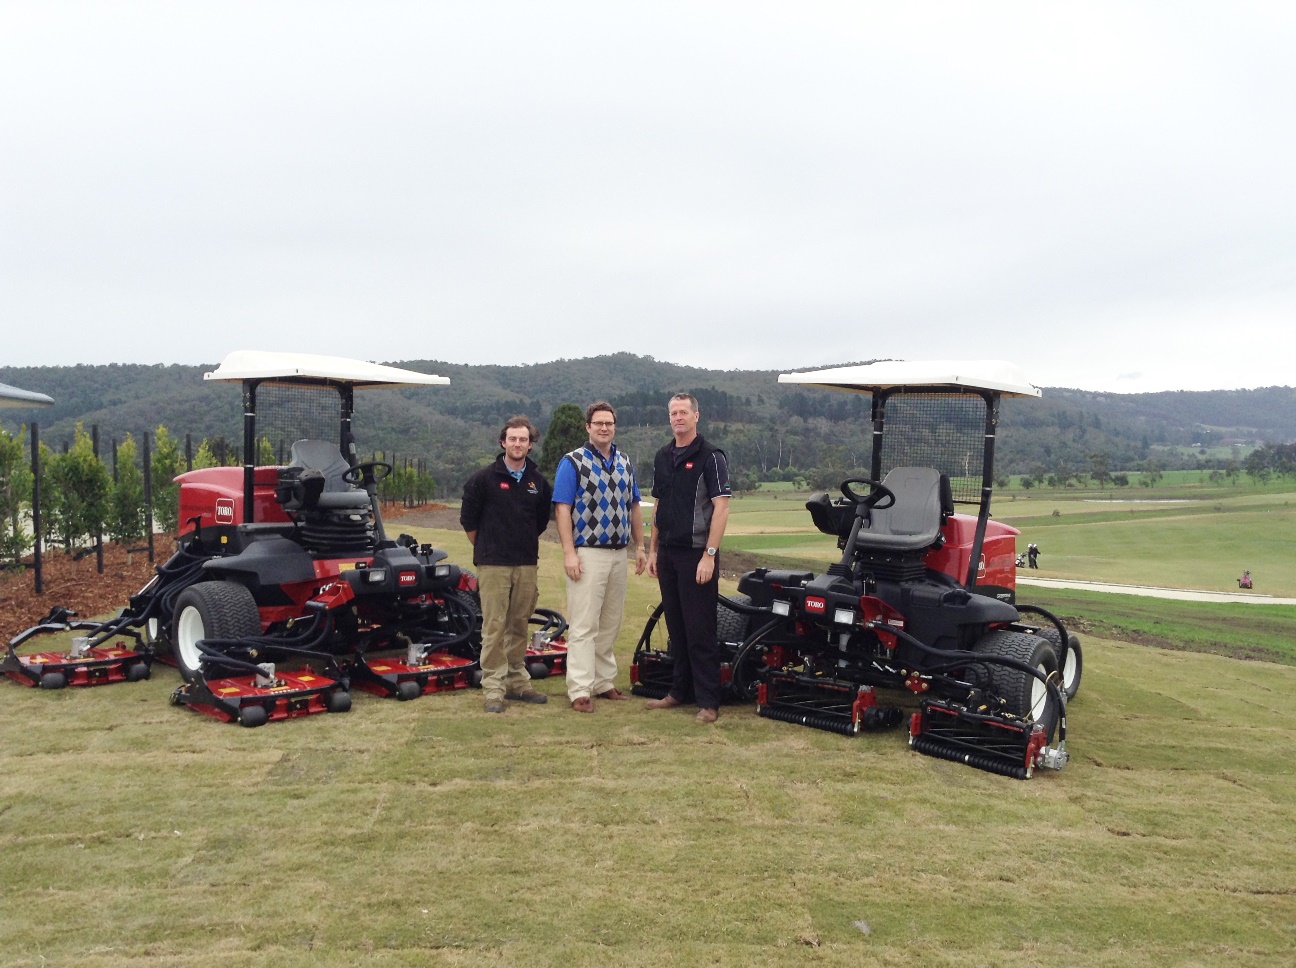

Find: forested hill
<box><xmin>3</xmin><ymin>357</ymin><xmax>1293</xmax><ymax>495</ymax></box>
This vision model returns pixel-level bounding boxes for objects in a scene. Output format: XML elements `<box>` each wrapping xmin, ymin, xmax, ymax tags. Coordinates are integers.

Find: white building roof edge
<box><xmin>778</xmin><ymin>360</ymin><xmax>1041</xmax><ymax>398</ymax></box>
<box><xmin>204</xmin><ymin>351</ymin><xmax>450</xmax><ymax>388</ymax></box>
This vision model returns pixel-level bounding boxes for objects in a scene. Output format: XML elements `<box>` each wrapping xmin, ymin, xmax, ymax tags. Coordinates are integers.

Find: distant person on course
<box><xmin>552</xmin><ymin>401</ymin><xmax>647</xmax><ymax>713</ymax></box>
<box><xmin>645</xmin><ymin>392</ymin><xmax>731</xmax><ymax>724</ymax></box>
<box><xmin>1238</xmin><ymin>569</ymin><xmax>1253</xmax><ymax>589</ymax></box>
<box><xmin>460</xmin><ymin>416</ymin><xmax>554</xmax><ymax>714</ymax></box>
<box><xmin>1027</xmin><ymin>543</ymin><xmax>1040</xmax><ymax>569</ymax></box>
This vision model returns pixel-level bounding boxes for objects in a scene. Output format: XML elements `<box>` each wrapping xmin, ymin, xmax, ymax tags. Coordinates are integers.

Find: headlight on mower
<box><xmin>833</xmin><ymin>607</ymin><xmax>857</xmax><ymax>626</ymax></box>
<box><xmin>771</xmin><ymin>600</ymin><xmax>791</xmax><ymax>617</ymax></box>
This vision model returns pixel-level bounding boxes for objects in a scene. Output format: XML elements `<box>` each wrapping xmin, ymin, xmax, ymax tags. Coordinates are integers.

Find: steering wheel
<box><xmin>342</xmin><ymin>461</ymin><xmax>394</xmax><ymax>487</ymax></box>
<box><xmin>839</xmin><ymin>477</ymin><xmax>896</xmax><ymax>511</ymax></box>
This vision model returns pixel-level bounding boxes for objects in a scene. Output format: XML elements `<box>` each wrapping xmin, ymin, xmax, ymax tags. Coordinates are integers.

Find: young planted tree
<box><xmin>151</xmin><ymin>426</ymin><xmax>185</xmax><ymax>533</ymax></box>
<box><xmin>45</xmin><ymin>424</ymin><xmax>112</xmax><ymax>552</ymax></box>
<box><xmin>109</xmin><ymin>433</ymin><xmax>146</xmax><ymax>544</ymax></box>
<box><xmin>0</xmin><ymin>424</ymin><xmax>33</xmax><ymax>566</ymax></box>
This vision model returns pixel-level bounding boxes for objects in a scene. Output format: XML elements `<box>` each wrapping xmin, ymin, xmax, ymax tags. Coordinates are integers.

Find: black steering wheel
<box><xmin>840</xmin><ymin>477</ymin><xmax>896</xmax><ymax>511</ymax></box>
<box><xmin>342</xmin><ymin>461</ymin><xmax>394</xmax><ymax>487</ymax></box>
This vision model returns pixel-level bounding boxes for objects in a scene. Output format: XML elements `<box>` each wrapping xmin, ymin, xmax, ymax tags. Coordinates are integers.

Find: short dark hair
<box><xmin>669</xmin><ymin>392</ymin><xmax>699</xmax><ymax>413</ymax></box>
<box><xmin>499</xmin><ymin>415</ymin><xmax>539</xmax><ymax>445</ymax></box>
<box><xmin>585</xmin><ymin>401</ymin><xmax>616</xmax><ymax>424</ymax></box>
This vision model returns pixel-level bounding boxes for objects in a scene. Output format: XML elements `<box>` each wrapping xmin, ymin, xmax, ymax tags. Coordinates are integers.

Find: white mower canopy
<box><xmin>778</xmin><ymin>360</ymin><xmax>1041</xmax><ymax>398</ymax></box>
<box><xmin>204</xmin><ymin>351</ymin><xmax>450</xmax><ymax>390</ymax></box>
<box><xmin>0</xmin><ymin>381</ymin><xmax>54</xmax><ymax>408</ymax></box>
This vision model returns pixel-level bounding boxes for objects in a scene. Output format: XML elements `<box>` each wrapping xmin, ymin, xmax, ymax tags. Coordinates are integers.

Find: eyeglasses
<box><xmin>589</xmin><ymin>421</ymin><xmax>616</xmax><ymax>428</ymax></box>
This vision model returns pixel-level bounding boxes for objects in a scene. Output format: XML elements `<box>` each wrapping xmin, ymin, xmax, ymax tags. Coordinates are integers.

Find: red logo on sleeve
<box><xmin>684</xmin><ymin>462</ymin><xmax>694</xmax><ymax>469</ymax></box>
<box><xmin>499</xmin><ymin>481</ymin><xmax>510</xmax><ymax>490</ymax></box>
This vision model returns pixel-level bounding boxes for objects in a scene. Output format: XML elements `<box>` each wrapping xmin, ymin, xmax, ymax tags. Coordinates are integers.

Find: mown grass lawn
<box><xmin>4</xmin><ymin>521</ymin><xmax>1296</xmax><ymax>967</ymax></box>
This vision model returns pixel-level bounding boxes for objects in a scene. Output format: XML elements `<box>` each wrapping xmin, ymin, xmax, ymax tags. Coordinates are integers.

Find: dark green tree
<box><xmin>537</xmin><ymin>404</ymin><xmax>587</xmax><ymax>479</ymax></box>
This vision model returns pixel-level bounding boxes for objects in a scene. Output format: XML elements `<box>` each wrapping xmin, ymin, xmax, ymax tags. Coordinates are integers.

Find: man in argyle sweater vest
<box><xmin>552</xmin><ymin>402</ymin><xmax>648</xmax><ymax>712</ymax></box>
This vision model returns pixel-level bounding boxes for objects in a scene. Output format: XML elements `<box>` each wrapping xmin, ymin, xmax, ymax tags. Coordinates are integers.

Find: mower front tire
<box><xmin>172</xmin><ymin>582</ymin><xmax>262</xmax><ymax>684</ymax></box>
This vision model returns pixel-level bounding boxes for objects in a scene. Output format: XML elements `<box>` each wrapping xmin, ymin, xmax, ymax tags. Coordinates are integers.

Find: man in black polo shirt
<box><xmin>460</xmin><ymin>416</ymin><xmax>554</xmax><ymax>714</ymax></box>
<box><xmin>645</xmin><ymin>392</ymin><xmax>731</xmax><ymax>723</ymax></box>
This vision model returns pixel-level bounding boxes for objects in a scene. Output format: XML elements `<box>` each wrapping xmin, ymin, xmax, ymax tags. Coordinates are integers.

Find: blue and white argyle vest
<box><xmin>565</xmin><ymin>445</ymin><xmax>635</xmax><ymax>547</ymax></box>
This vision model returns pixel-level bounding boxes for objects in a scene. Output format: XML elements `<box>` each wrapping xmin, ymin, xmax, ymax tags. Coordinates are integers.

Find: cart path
<box><xmin>1016</xmin><ymin>576</ymin><xmax>1296</xmax><ymax>605</ymax></box>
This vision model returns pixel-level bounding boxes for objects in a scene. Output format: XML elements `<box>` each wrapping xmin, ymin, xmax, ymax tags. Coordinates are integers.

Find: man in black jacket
<box><xmin>645</xmin><ymin>392</ymin><xmax>731</xmax><ymax>723</ymax></box>
<box><xmin>460</xmin><ymin>416</ymin><xmax>554</xmax><ymax>713</ymax></box>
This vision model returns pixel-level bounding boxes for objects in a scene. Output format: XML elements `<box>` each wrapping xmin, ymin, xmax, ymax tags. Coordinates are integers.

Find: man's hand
<box><xmin>634</xmin><ymin>546</ymin><xmax>648</xmax><ymax>576</ymax></box>
<box><xmin>647</xmin><ymin>550</ymin><xmax>658</xmax><ymax>578</ymax></box>
<box><xmin>563</xmin><ymin>548</ymin><xmax>582</xmax><ymax>582</ymax></box>
<box><xmin>695</xmin><ymin>554</ymin><xmax>715</xmax><ymax>585</ymax></box>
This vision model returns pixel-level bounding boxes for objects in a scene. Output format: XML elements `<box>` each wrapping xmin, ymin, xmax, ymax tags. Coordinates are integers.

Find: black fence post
<box><xmin>92</xmin><ymin>424</ymin><xmax>104</xmax><ymax>574</ymax></box>
<box><xmin>143</xmin><ymin>431</ymin><xmax>155</xmax><ymax>564</ymax></box>
<box><xmin>31</xmin><ymin>423</ymin><xmax>43</xmax><ymax>595</ymax></box>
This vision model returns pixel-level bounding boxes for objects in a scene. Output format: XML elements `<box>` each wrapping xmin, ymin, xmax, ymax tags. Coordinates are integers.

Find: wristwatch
<box><xmin>706</xmin><ymin>547</ymin><xmax>717</xmax><ymax>557</ymax></box>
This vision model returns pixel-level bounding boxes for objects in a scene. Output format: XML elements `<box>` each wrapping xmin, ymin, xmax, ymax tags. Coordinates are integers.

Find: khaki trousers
<box><xmin>564</xmin><ymin>546</ymin><xmax>628</xmax><ymax>702</ymax></box>
<box><xmin>477</xmin><ymin>565</ymin><xmax>540</xmax><ymax>700</ymax></box>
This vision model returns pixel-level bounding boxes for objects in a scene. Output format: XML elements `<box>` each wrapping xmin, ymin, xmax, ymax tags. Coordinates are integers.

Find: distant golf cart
<box><xmin>6</xmin><ymin>351</ymin><xmax>566</xmax><ymax>724</ymax></box>
<box><xmin>633</xmin><ymin>361</ymin><xmax>1080</xmax><ymax>779</ymax></box>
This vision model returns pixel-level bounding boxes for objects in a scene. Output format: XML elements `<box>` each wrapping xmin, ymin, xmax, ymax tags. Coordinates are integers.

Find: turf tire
<box><xmin>172</xmin><ymin>582</ymin><xmax>261</xmax><ymax>684</ymax></box>
<box><xmin>973</xmin><ymin>630</ymin><xmax>1061</xmax><ymax>741</ymax></box>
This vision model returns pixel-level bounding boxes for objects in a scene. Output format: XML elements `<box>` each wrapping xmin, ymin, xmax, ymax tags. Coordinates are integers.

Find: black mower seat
<box><xmin>852</xmin><ymin>466</ymin><xmax>947</xmax><ymax>554</ymax></box>
<box><xmin>288</xmin><ymin>440</ymin><xmax>373</xmax><ymax>511</ymax></box>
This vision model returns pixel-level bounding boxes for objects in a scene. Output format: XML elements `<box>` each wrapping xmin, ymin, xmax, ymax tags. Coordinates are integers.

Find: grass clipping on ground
<box><xmin>2</xmin><ymin>531</ymin><xmax>1295</xmax><ymax>967</ymax></box>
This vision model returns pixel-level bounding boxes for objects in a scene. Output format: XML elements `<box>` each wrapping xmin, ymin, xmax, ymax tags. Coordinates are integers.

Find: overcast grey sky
<box><xmin>4</xmin><ymin>1</ymin><xmax>1294</xmax><ymax>393</ymax></box>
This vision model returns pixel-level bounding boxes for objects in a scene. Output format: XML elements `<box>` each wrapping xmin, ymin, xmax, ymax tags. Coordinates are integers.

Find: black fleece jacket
<box><xmin>459</xmin><ymin>454</ymin><xmax>553</xmax><ymax>567</ymax></box>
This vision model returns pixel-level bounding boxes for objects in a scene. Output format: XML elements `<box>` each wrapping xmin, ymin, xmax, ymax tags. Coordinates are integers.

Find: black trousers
<box><xmin>656</xmin><ymin>545</ymin><xmax>720</xmax><ymax>709</ymax></box>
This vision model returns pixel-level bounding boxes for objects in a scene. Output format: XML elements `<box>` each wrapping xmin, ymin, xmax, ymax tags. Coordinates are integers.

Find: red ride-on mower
<box><xmin>634</xmin><ymin>361</ymin><xmax>1081</xmax><ymax>779</ymax></box>
<box><xmin>9</xmin><ymin>351</ymin><xmax>565</xmax><ymax>726</ymax></box>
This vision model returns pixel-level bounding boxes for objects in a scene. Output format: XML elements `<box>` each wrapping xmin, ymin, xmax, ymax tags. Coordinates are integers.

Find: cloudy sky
<box><xmin>4</xmin><ymin>2</ymin><xmax>1294</xmax><ymax>393</ymax></box>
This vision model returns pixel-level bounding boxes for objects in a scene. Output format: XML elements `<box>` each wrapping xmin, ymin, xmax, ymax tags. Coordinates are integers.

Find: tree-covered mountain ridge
<box><xmin>3</xmin><ymin>356</ymin><xmax>1292</xmax><ymax>494</ymax></box>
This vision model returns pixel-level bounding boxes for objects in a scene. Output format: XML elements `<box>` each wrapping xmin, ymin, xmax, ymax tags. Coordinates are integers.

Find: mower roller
<box><xmin>634</xmin><ymin>360</ymin><xmax>1081</xmax><ymax>778</ymax></box>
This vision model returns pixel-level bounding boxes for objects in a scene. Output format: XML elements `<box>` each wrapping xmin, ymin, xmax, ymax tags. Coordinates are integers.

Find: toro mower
<box><xmin>632</xmin><ymin>360</ymin><xmax>1081</xmax><ymax>779</ymax></box>
<box><xmin>7</xmin><ymin>351</ymin><xmax>566</xmax><ymax>726</ymax></box>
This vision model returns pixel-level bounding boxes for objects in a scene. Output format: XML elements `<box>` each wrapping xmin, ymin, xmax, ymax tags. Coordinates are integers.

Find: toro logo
<box><xmin>398</xmin><ymin>570</ymin><xmax>418</xmax><ymax>587</ymax></box>
<box><xmin>214</xmin><ymin>498</ymin><xmax>235</xmax><ymax>525</ymax></box>
<box><xmin>684</xmin><ymin>462</ymin><xmax>694</xmax><ymax>470</ymax></box>
<box><xmin>499</xmin><ymin>481</ymin><xmax>510</xmax><ymax>490</ymax></box>
<box><xmin>804</xmin><ymin>596</ymin><xmax>827</xmax><ymax>613</ymax></box>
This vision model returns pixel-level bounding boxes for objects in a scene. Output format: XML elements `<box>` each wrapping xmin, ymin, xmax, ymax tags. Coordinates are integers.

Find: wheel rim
<box><xmin>1029</xmin><ymin>662</ymin><xmax>1050</xmax><ymax>720</ymax></box>
<box><xmin>1063</xmin><ymin>650</ymin><xmax>1078</xmax><ymax>691</ymax></box>
<box><xmin>176</xmin><ymin>606</ymin><xmax>206</xmax><ymax>675</ymax></box>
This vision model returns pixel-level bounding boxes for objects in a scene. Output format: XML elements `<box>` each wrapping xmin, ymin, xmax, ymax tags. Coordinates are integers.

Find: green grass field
<box><xmin>4</xmin><ymin>490</ymin><xmax>1296</xmax><ymax>966</ymax></box>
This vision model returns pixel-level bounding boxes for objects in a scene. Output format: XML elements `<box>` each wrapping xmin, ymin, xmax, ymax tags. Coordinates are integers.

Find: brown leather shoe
<box><xmin>571</xmin><ymin>696</ymin><xmax>594</xmax><ymax>713</ymax></box>
<box><xmin>596</xmin><ymin>688</ymin><xmax>630</xmax><ymax>701</ymax></box>
<box><xmin>645</xmin><ymin>694</ymin><xmax>683</xmax><ymax>709</ymax></box>
<box><xmin>695</xmin><ymin>707</ymin><xmax>718</xmax><ymax>724</ymax></box>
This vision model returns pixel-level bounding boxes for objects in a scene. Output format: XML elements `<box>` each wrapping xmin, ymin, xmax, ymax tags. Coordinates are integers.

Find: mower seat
<box><xmin>851</xmin><ymin>466</ymin><xmax>947</xmax><ymax>554</ymax></box>
<box><xmin>288</xmin><ymin>440</ymin><xmax>373</xmax><ymax>511</ymax></box>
